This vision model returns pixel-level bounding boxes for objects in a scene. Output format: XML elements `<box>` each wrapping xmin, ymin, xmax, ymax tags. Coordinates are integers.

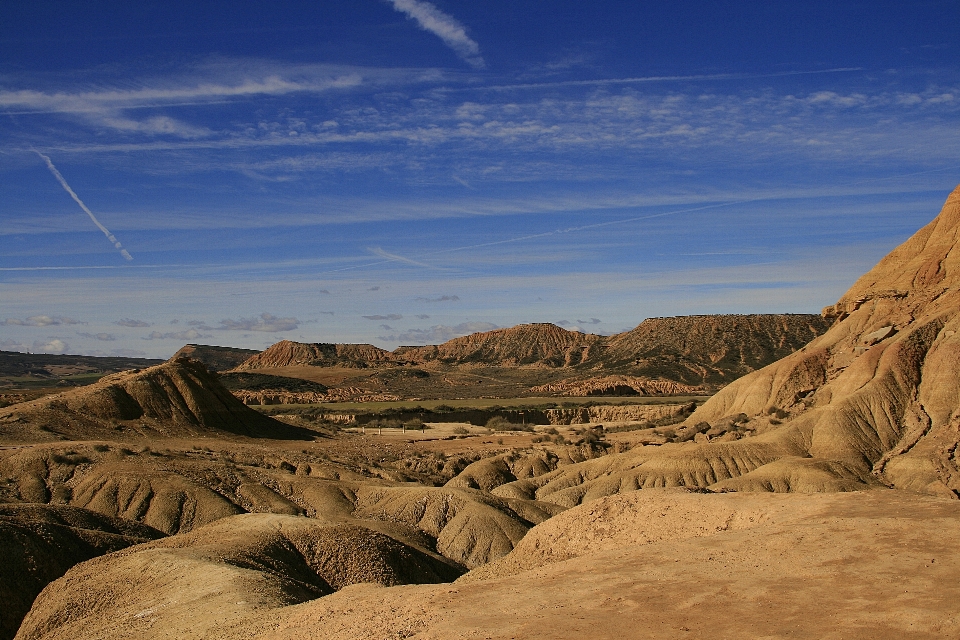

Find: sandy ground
<box><xmin>237</xmin><ymin>490</ymin><xmax>960</xmax><ymax>640</ymax></box>
<box><xmin>18</xmin><ymin>489</ymin><xmax>960</xmax><ymax>640</ymax></box>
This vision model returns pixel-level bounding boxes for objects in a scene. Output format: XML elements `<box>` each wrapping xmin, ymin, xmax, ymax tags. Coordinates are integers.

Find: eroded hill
<box><xmin>228</xmin><ymin>315</ymin><xmax>828</xmax><ymax>401</ymax></box>
<box><xmin>0</xmin><ymin>358</ymin><xmax>312</xmax><ymax>442</ymax></box>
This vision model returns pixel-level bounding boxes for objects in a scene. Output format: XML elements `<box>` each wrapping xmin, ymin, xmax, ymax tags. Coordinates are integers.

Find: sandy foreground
<box><xmin>246</xmin><ymin>490</ymin><xmax>960</xmax><ymax>640</ymax></box>
<box><xmin>21</xmin><ymin>488</ymin><xmax>960</xmax><ymax>640</ymax></box>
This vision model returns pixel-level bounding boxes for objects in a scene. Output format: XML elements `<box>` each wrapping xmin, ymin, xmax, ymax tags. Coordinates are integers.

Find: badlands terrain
<box><xmin>3</xmin><ymin>185</ymin><xmax>960</xmax><ymax>639</ymax></box>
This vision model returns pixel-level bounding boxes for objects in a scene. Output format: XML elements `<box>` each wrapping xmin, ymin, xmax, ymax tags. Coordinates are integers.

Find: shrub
<box><xmin>452</xmin><ymin>426</ymin><xmax>470</xmax><ymax>435</ymax></box>
<box><xmin>485</xmin><ymin>416</ymin><xmax>533</xmax><ymax>432</ymax></box>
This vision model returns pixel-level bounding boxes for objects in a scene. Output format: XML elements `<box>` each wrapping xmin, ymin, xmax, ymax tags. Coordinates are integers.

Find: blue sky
<box><xmin>1</xmin><ymin>0</ymin><xmax>959</xmax><ymax>358</ymax></box>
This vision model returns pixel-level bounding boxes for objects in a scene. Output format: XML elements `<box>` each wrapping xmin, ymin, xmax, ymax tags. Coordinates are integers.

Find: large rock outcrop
<box><xmin>684</xmin><ymin>184</ymin><xmax>960</xmax><ymax>495</ymax></box>
<box><xmin>0</xmin><ymin>358</ymin><xmax>310</xmax><ymax>441</ymax></box>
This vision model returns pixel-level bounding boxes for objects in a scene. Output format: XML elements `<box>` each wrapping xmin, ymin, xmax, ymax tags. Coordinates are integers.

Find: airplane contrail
<box><xmin>34</xmin><ymin>150</ymin><xmax>133</xmax><ymax>261</ymax></box>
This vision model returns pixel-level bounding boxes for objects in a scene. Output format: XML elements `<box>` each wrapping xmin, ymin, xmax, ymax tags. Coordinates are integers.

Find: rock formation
<box><xmin>234</xmin><ymin>341</ymin><xmax>392</xmax><ymax>370</ymax></box>
<box><xmin>0</xmin><ymin>358</ymin><xmax>310</xmax><ymax>441</ymax></box>
<box><xmin>0</xmin><ymin>504</ymin><xmax>162</xmax><ymax>640</ymax></box>
<box><xmin>394</xmin><ymin>323</ymin><xmax>605</xmax><ymax>367</ymax></box>
<box><xmin>170</xmin><ymin>344</ymin><xmax>260</xmax><ymax>372</ymax></box>
<box><xmin>595</xmin><ymin>314</ymin><xmax>830</xmax><ymax>384</ymax></box>
<box><xmin>680</xmin><ymin>185</ymin><xmax>960</xmax><ymax>496</ymax></box>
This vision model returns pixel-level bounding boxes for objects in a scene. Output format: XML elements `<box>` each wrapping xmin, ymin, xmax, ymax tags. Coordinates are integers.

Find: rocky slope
<box><xmin>234</xmin><ymin>341</ymin><xmax>392</xmax><ymax>370</ymax></box>
<box><xmin>394</xmin><ymin>323</ymin><xmax>605</xmax><ymax>367</ymax></box>
<box><xmin>17</xmin><ymin>490</ymin><xmax>960</xmax><ymax>640</ymax></box>
<box><xmin>595</xmin><ymin>314</ymin><xmax>830</xmax><ymax>385</ymax></box>
<box><xmin>170</xmin><ymin>344</ymin><xmax>260</xmax><ymax>372</ymax></box>
<box><xmin>0</xmin><ymin>504</ymin><xmax>162</xmax><ymax>640</ymax></box>
<box><xmin>0</xmin><ymin>358</ymin><xmax>310</xmax><ymax>441</ymax></box>
<box><xmin>678</xmin><ymin>184</ymin><xmax>960</xmax><ymax>496</ymax></box>
<box><xmin>231</xmin><ymin>316</ymin><xmax>828</xmax><ymax>398</ymax></box>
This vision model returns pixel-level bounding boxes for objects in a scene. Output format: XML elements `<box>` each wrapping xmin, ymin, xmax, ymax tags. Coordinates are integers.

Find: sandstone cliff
<box><xmin>684</xmin><ymin>184</ymin><xmax>960</xmax><ymax>496</ymax></box>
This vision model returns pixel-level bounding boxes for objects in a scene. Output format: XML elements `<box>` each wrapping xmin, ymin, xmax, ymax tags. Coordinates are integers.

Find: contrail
<box><xmin>34</xmin><ymin>150</ymin><xmax>133</xmax><ymax>261</ymax></box>
<box><xmin>316</xmin><ymin>163</ymin><xmax>960</xmax><ymax>277</ymax></box>
<box><xmin>369</xmin><ymin>246</ymin><xmax>439</xmax><ymax>269</ymax></box>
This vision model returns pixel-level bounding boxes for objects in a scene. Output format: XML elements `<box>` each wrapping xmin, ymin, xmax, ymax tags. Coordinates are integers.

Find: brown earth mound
<box><xmin>595</xmin><ymin>313</ymin><xmax>830</xmax><ymax>385</ymax></box>
<box><xmin>681</xmin><ymin>184</ymin><xmax>960</xmax><ymax>496</ymax></box>
<box><xmin>0</xmin><ymin>503</ymin><xmax>162</xmax><ymax>640</ymax></box>
<box><xmin>18</xmin><ymin>490</ymin><xmax>960</xmax><ymax>640</ymax></box>
<box><xmin>235</xmin><ymin>341</ymin><xmax>392</xmax><ymax>370</ymax></box>
<box><xmin>16</xmin><ymin>512</ymin><xmax>462</xmax><ymax>640</ymax></box>
<box><xmin>395</xmin><ymin>323</ymin><xmax>604</xmax><ymax>367</ymax></box>
<box><xmin>352</xmin><ymin>485</ymin><xmax>559</xmax><ymax>568</ymax></box>
<box><xmin>0</xmin><ymin>358</ymin><xmax>312</xmax><ymax>441</ymax></box>
<box><xmin>460</xmin><ymin>488</ymin><xmax>805</xmax><ymax>582</ymax></box>
<box><xmin>227</xmin><ymin>315</ymin><xmax>828</xmax><ymax>401</ymax></box>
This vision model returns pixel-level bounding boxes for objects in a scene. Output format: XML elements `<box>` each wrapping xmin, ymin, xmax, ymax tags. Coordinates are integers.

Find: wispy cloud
<box><xmin>77</xmin><ymin>332</ymin><xmax>116</xmax><ymax>341</ymax></box>
<box><xmin>143</xmin><ymin>329</ymin><xmax>210</xmax><ymax>341</ymax></box>
<box><xmin>387</xmin><ymin>0</ymin><xmax>485</xmax><ymax>69</ymax></box>
<box><xmin>217</xmin><ymin>312</ymin><xmax>299</xmax><ymax>332</ymax></box>
<box><xmin>3</xmin><ymin>315</ymin><xmax>81</xmax><ymax>326</ymax></box>
<box><xmin>415</xmin><ymin>295</ymin><xmax>459</xmax><ymax>302</ymax></box>
<box><xmin>379</xmin><ymin>321</ymin><xmax>497</xmax><ymax>344</ymax></box>
<box><xmin>363</xmin><ymin>314</ymin><xmax>403</xmax><ymax>321</ymax></box>
<box><xmin>34</xmin><ymin>151</ymin><xmax>133</xmax><ymax>260</ymax></box>
<box><xmin>369</xmin><ymin>247</ymin><xmax>438</xmax><ymax>269</ymax></box>
<box><xmin>116</xmin><ymin>318</ymin><xmax>151</xmax><ymax>327</ymax></box>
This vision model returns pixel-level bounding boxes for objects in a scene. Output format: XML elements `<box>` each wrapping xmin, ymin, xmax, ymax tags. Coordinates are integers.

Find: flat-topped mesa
<box><xmin>234</xmin><ymin>340</ymin><xmax>393</xmax><ymax>370</ymax></box>
<box><xmin>0</xmin><ymin>357</ymin><xmax>309</xmax><ymax>440</ymax></box>
<box><xmin>170</xmin><ymin>344</ymin><xmax>260</xmax><ymax>372</ymax></box>
<box><xmin>685</xmin><ymin>184</ymin><xmax>960</xmax><ymax>497</ymax></box>
<box><xmin>595</xmin><ymin>314</ymin><xmax>831</xmax><ymax>385</ymax></box>
<box><xmin>395</xmin><ymin>323</ymin><xmax>605</xmax><ymax>367</ymax></box>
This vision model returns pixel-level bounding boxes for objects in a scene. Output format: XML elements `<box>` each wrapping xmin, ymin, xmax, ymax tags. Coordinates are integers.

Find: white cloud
<box><xmin>2</xmin><ymin>315</ymin><xmax>81</xmax><ymax>327</ymax></box>
<box><xmin>380</xmin><ymin>321</ymin><xmax>497</xmax><ymax>344</ymax></box>
<box><xmin>33</xmin><ymin>338</ymin><xmax>69</xmax><ymax>354</ymax></box>
<box><xmin>217</xmin><ymin>312</ymin><xmax>299</xmax><ymax>332</ymax></box>
<box><xmin>0</xmin><ymin>339</ymin><xmax>29</xmax><ymax>352</ymax></box>
<box><xmin>387</xmin><ymin>0</ymin><xmax>485</xmax><ymax>69</ymax></box>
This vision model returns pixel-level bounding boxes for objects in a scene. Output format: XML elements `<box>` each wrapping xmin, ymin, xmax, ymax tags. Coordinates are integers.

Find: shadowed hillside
<box><xmin>171</xmin><ymin>344</ymin><xmax>260</xmax><ymax>372</ymax></box>
<box><xmin>0</xmin><ymin>358</ymin><xmax>312</xmax><ymax>441</ymax></box>
<box><xmin>594</xmin><ymin>314</ymin><xmax>831</xmax><ymax>385</ymax></box>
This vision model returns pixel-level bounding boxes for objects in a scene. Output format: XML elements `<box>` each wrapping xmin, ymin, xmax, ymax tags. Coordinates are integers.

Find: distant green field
<box><xmin>0</xmin><ymin>372</ymin><xmax>107</xmax><ymax>390</ymax></box>
<box><xmin>250</xmin><ymin>395</ymin><xmax>711</xmax><ymax>413</ymax></box>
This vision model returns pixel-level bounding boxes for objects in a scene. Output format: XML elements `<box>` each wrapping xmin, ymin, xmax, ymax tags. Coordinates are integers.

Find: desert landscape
<box><xmin>0</xmin><ymin>186</ymin><xmax>958</xmax><ymax>638</ymax></box>
<box><xmin>4</xmin><ymin>1</ymin><xmax>958</xmax><ymax>638</ymax></box>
